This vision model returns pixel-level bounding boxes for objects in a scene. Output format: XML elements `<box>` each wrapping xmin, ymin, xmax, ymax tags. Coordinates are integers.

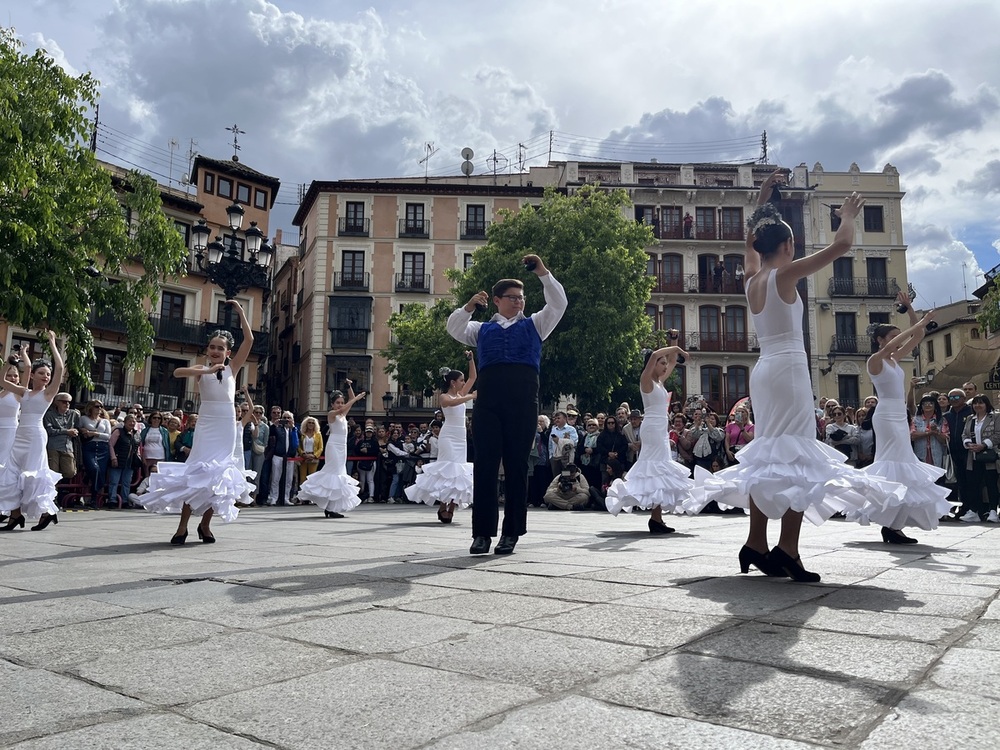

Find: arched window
<box><xmin>727</xmin><ymin>366</ymin><xmax>749</xmax><ymax>410</ymax></box>
<box><xmin>663</xmin><ymin>305</ymin><xmax>684</xmax><ymax>338</ymax></box>
<box><xmin>699</xmin><ymin>305</ymin><xmax>721</xmax><ymax>351</ymax></box>
<box><xmin>662</xmin><ymin>253</ymin><xmax>683</xmax><ymax>292</ymax></box>
<box><xmin>972</xmin><ymin>328</ymin><xmax>981</xmax><ymax>339</ymax></box>
<box><xmin>646</xmin><ymin>253</ymin><xmax>657</xmax><ymax>278</ymax></box>
<box><xmin>724</xmin><ymin>306</ymin><xmax>747</xmax><ymax>351</ymax></box>
<box><xmin>701</xmin><ymin>365</ymin><xmax>723</xmax><ymax>414</ymax></box>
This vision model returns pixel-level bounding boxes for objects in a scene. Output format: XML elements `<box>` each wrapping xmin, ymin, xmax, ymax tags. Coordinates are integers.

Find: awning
<box><xmin>928</xmin><ymin>344</ymin><xmax>1000</xmax><ymax>392</ymax></box>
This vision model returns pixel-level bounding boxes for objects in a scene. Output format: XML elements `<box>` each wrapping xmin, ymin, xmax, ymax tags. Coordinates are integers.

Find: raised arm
<box><xmin>870</xmin><ymin>312</ymin><xmax>936</xmax><ymax>369</ymax></box>
<box><xmin>743</xmin><ymin>170</ymin><xmax>788</xmax><ymax>280</ymax></box>
<box><xmin>524</xmin><ymin>255</ymin><xmax>567</xmax><ymax>340</ymax></box>
<box><xmin>446</xmin><ymin>293</ymin><xmax>486</xmax><ymax>346</ymax></box>
<box><xmin>785</xmin><ymin>192</ymin><xmax>865</xmax><ymax>281</ymax></box>
<box><xmin>43</xmin><ymin>331</ymin><xmax>64</xmax><ymax>400</ymax></box>
<box><xmin>896</xmin><ymin>290</ymin><xmax>919</xmax><ymax>326</ymax></box>
<box><xmin>462</xmin><ymin>351</ymin><xmax>477</xmax><ymax>394</ymax></box>
<box><xmin>227</xmin><ymin>300</ymin><xmax>254</xmax><ymax>374</ymax></box>
<box><xmin>640</xmin><ymin>346</ymin><xmax>688</xmax><ymax>392</ymax></box>
<box><xmin>329</xmin><ymin>380</ymin><xmax>367</xmax><ymax>419</ymax></box>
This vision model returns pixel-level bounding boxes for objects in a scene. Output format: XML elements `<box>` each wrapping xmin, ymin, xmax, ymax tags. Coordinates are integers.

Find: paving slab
<box><xmin>397</xmin><ymin>590</ymin><xmax>584</xmax><ymax>624</ymax></box>
<box><xmin>859</xmin><ymin>687</ymin><xmax>1000</xmax><ymax>750</ymax></box>
<box><xmin>926</xmin><ymin>646</ymin><xmax>1000</xmax><ymax>700</ymax></box>
<box><xmin>8</xmin><ymin>714</ymin><xmax>270</xmax><ymax>749</ymax></box>
<box><xmin>183</xmin><ymin>659</ymin><xmax>540</xmax><ymax>750</ymax></box>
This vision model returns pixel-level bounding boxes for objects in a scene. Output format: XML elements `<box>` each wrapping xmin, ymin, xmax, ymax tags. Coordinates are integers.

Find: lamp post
<box><xmin>190</xmin><ymin>201</ymin><xmax>273</xmax><ymax>300</ymax></box>
<box><xmin>382</xmin><ymin>391</ymin><xmax>394</xmax><ymax>417</ymax></box>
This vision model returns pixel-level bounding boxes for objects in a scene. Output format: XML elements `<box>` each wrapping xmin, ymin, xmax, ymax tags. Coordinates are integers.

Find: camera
<box><xmin>558</xmin><ymin>478</ymin><xmax>574</xmax><ymax>493</ymax></box>
<box><xmin>896</xmin><ymin>303</ymin><xmax>908</xmax><ymax>314</ymax></box>
<box><xmin>914</xmin><ymin>377</ymin><xmax>927</xmax><ymax>386</ymax></box>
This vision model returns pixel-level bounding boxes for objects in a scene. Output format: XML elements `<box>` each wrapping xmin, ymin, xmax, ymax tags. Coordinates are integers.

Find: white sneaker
<box><xmin>959</xmin><ymin>510</ymin><xmax>981</xmax><ymax>523</ymax></box>
<box><xmin>988</xmin><ymin>510</ymin><xmax>1000</xmax><ymax>523</ymax></box>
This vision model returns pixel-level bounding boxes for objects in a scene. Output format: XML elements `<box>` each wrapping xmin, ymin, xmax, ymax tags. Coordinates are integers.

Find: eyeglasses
<box><xmin>57</xmin><ymin>400</ymin><xmax>72</xmax><ymax>404</ymax></box>
<box><xmin>501</xmin><ymin>295</ymin><xmax>526</xmax><ymax>302</ymax></box>
<box><xmin>949</xmin><ymin>395</ymin><xmax>962</xmax><ymax>400</ymax></box>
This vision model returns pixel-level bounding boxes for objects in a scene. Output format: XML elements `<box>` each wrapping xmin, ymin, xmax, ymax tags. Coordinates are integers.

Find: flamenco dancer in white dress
<box><xmin>143</xmin><ymin>301</ymin><xmax>254</xmax><ymax>544</ymax></box>
<box><xmin>0</xmin><ymin>350</ymin><xmax>26</xmax><ymax>524</ymax></box>
<box><xmin>692</xmin><ymin>171</ymin><xmax>905</xmax><ymax>582</ymax></box>
<box><xmin>406</xmin><ymin>352</ymin><xmax>477</xmax><ymax>523</ymax></box>
<box><xmin>297</xmin><ymin>380</ymin><xmax>367</xmax><ymax>518</ymax></box>
<box><xmin>606</xmin><ymin>344</ymin><xmax>691</xmax><ymax>534</ymax></box>
<box><xmin>860</xmin><ymin>310</ymin><xmax>955</xmax><ymax>542</ymax></box>
<box><xmin>0</xmin><ymin>331</ymin><xmax>63</xmax><ymax>532</ymax></box>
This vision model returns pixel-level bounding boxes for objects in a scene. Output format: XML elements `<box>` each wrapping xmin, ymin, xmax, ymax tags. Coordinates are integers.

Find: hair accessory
<box><xmin>747</xmin><ymin>203</ymin><xmax>783</xmax><ymax>235</ymax></box>
<box><xmin>439</xmin><ymin>366</ymin><xmax>451</xmax><ymax>377</ymax></box>
<box><xmin>865</xmin><ymin>322</ymin><xmax>882</xmax><ymax>338</ymax></box>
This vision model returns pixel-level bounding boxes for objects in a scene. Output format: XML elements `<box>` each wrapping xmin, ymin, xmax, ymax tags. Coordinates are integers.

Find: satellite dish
<box><xmin>461</xmin><ymin>147</ymin><xmax>474</xmax><ymax>160</ymax></box>
<box><xmin>461</xmin><ymin>161</ymin><xmax>474</xmax><ymax>176</ymax></box>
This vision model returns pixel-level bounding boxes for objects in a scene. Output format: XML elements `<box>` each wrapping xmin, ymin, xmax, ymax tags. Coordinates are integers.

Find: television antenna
<box><xmin>419</xmin><ymin>142</ymin><xmax>440</xmax><ymax>181</ymax></box>
<box><xmin>487</xmin><ymin>149</ymin><xmax>508</xmax><ymax>180</ymax></box>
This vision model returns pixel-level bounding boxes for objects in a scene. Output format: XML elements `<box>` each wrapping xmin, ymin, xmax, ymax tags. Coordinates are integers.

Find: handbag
<box><xmin>941</xmin><ymin>452</ymin><xmax>957</xmax><ymax>484</ymax></box>
<box><xmin>252</xmin><ymin>441</ymin><xmax>265</xmax><ymax>455</ymax></box>
<box><xmin>973</xmin><ymin>448</ymin><xmax>998</xmax><ymax>463</ymax></box>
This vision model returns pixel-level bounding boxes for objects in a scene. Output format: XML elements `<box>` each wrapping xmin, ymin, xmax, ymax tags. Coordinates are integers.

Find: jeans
<box><xmin>82</xmin><ymin>441</ymin><xmax>110</xmax><ymax>502</ymax></box>
<box><xmin>389</xmin><ymin>473</ymin><xmax>402</xmax><ymax>500</ymax></box>
<box><xmin>107</xmin><ymin>465</ymin><xmax>134</xmax><ymax>508</ymax></box>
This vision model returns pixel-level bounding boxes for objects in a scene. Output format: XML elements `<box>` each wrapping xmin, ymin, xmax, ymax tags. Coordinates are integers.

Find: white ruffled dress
<box><xmin>855</xmin><ymin>359</ymin><xmax>956</xmax><ymax>529</ymax></box>
<box><xmin>689</xmin><ymin>270</ymin><xmax>906</xmax><ymax>524</ymax></box>
<box><xmin>296</xmin><ymin>413</ymin><xmax>361</xmax><ymax>513</ymax></box>
<box><xmin>143</xmin><ymin>367</ymin><xmax>251</xmax><ymax>523</ymax></box>
<box><xmin>606</xmin><ymin>382</ymin><xmax>692</xmax><ymax>515</ymax></box>
<box><xmin>0</xmin><ymin>390</ymin><xmax>60</xmax><ymax>519</ymax></box>
<box><xmin>405</xmin><ymin>401</ymin><xmax>473</xmax><ymax>508</ymax></box>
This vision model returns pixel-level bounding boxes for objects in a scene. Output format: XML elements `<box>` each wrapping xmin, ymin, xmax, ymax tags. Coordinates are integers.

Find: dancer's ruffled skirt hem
<box><xmin>605</xmin><ymin>459</ymin><xmax>693</xmax><ymax>516</ymax></box>
<box><xmin>297</xmin><ymin>470</ymin><xmax>362</xmax><ymax>513</ymax></box>
<box><xmin>0</xmin><ymin>464</ymin><xmax>60</xmax><ymax>518</ymax></box>
<box><xmin>405</xmin><ymin>460</ymin><xmax>474</xmax><ymax>509</ymax></box>
<box><xmin>143</xmin><ymin>459</ymin><xmax>252</xmax><ymax>523</ymax></box>
<box><xmin>687</xmin><ymin>435</ymin><xmax>907</xmax><ymax>526</ymax></box>
<box><xmin>853</xmin><ymin>458</ymin><xmax>958</xmax><ymax>530</ymax></box>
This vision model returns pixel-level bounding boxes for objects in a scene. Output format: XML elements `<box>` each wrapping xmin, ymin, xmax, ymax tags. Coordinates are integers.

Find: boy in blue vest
<box><xmin>447</xmin><ymin>254</ymin><xmax>567</xmax><ymax>555</ymax></box>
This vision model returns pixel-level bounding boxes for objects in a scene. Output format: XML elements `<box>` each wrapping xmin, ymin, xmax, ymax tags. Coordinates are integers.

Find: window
<box><xmin>661</xmin><ymin>206</ymin><xmax>682</xmax><ymax>237</ymax></box>
<box><xmin>699</xmin><ymin>305</ymin><xmax>721</xmax><ymax>351</ymax></box>
<box><xmin>834</xmin><ymin>312</ymin><xmax>857</xmax><ymax>353</ymax></box>
<box><xmin>926</xmin><ymin>340</ymin><xmax>935</xmax><ymax>362</ymax></box>
<box><xmin>662</xmin><ymin>254</ymin><xmax>683</xmax><ymax>292</ymax></box>
<box><xmin>223</xmin><ymin>235</ymin><xmax>246</xmax><ymax>258</ymax></box>
<box><xmin>405</xmin><ymin>203</ymin><xmax>424</xmax><ymax>229</ymax></box>
<box><xmin>236</xmin><ymin>183</ymin><xmax>251</xmax><ymax>204</ymax></box>
<box><xmin>402</xmin><ymin>252</ymin><xmax>425</xmax><ymax>280</ymax></box>
<box><xmin>645</xmin><ymin>304</ymin><xmax>659</xmax><ymax>330</ymax></box>
<box><xmin>150</xmin><ymin>356</ymin><xmax>187</xmax><ymax>399</ymax></box>
<box><xmin>838</xmin><ymin>375</ymin><xmax>860</xmax><ymax>409</ymax></box>
<box><xmin>466</xmin><ymin>204</ymin><xmax>486</xmax><ymax>226</ymax></box>
<box><xmin>329</xmin><ymin>298</ymin><xmax>373</xmax><ymax>348</ymax></box>
<box><xmin>945</xmin><ymin>333</ymin><xmax>953</xmax><ymax>358</ymax></box>
<box><xmin>701</xmin><ymin>365</ymin><xmax>723</xmax><ymax>414</ymax></box>
<box><xmin>326</xmin><ymin>355</ymin><xmax>370</xmax><ymax>402</ymax></box>
<box><xmin>724</xmin><ymin>306</ymin><xmax>747</xmax><ymax>350</ymax></box>
<box><xmin>695</xmin><ymin>207</ymin><xmax>716</xmax><ymax>239</ymax></box>
<box><xmin>646</xmin><ymin>254</ymin><xmax>657</xmax><ymax>277</ymax></box>
<box><xmin>217</xmin><ymin>300</ymin><xmax>241</xmax><ymax>327</ymax></box>
<box><xmin>727</xmin><ymin>366</ymin><xmax>749</xmax><ymax>407</ymax></box>
<box><xmin>720</xmin><ymin>207</ymin><xmax>743</xmax><ymax>239</ymax></box>
<box><xmin>346</xmin><ymin>201</ymin><xmax>365</xmax><ymax>225</ymax></box>
<box><xmin>866</xmin><ymin>257</ymin><xmax>888</xmax><ymax>296</ymax></box>
<box><xmin>869</xmin><ymin>312</ymin><xmax>890</xmax><ymax>352</ymax></box>
<box><xmin>203</xmin><ymin>173</ymin><xmax>215</xmax><ymax>194</ymax></box>
<box><xmin>832</xmin><ymin>257</ymin><xmax>853</xmax><ymax>295</ymax></box>
<box><xmin>635</xmin><ymin>206</ymin><xmax>655</xmax><ymax>225</ymax></box>
<box><xmin>160</xmin><ymin>292</ymin><xmax>185</xmax><ymax>321</ymax></box>
<box><xmin>91</xmin><ymin>348</ymin><xmax>126</xmax><ymax>391</ymax></box>
<box><xmin>663</xmin><ymin>305</ymin><xmax>684</xmax><ymax>336</ymax></box>
<box><xmin>341</xmin><ymin>251</ymin><xmax>365</xmax><ymax>286</ymax></box>
<box><xmin>254</xmin><ymin>188</ymin><xmax>267</xmax><ymax>209</ymax></box>
<box><xmin>863</xmin><ymin>206</ymin><xmax>884</xmax><ymax>232</ymax></box>
<box><xmin>217</xmin><ymin>177</ymin><xmax>233</xmax><ymax>199</ymax></box>
<box><xmin>174</xmin><ymin>220</ymin><xmax>190</xmax><ymax>249</ymax></box>
<box><xmin>830</xmin><ymin>204</ymin><xmax>842</xmax><ymax>231</ymax></box>
<box><xmin>463</xmin><ymin>253</ymin><xmax>474</xmax><ymax>270</ymax></box>
<box><xmin>972</xmin><ymin>327</ymin><xmax>981</xmax><ymax>340</ymax></box>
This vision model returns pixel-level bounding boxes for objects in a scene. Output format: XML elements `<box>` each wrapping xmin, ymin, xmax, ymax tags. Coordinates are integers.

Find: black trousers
<box><xmin>471</xmin><ymin>364</ymin><xmax>538</xmax><ymax>538</ymax></box>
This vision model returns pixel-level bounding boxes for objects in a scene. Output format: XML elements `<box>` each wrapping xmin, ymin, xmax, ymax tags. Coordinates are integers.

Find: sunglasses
<box><xmin>949</xmin><ymin>395</ymin><xmax>962</xmax><ymax>400</ymax></box>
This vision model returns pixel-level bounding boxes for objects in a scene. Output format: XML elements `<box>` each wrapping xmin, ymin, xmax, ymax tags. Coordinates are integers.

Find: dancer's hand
<box><xmin>757</xmin><ymin>169</ymin><xmax>788</xmax><ymax>205</ymax></box>
<box><xmin>895</xmin><ymin>290</ymin><xmax>910</xmax><ymax>311</ymax></box>
<box><xmin>522</xmin><ymin>254</ymin><xmax>547</xmax><ymax>276</ymax></box>
<box><xmin>465</xmin><ymin>291</ymin><xmax>488</xmax><ymax>312</ymax></box>
<box><xmin>835</xmin><ymin>192</ymin><xmax>865</xmax><ymax>221</ymax></box>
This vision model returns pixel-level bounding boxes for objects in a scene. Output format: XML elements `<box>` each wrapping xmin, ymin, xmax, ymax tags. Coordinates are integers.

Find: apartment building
<box><xmin>0</xmin><ymin>155</ymin><xmax>278</xmax><ymax>412</ymax></box>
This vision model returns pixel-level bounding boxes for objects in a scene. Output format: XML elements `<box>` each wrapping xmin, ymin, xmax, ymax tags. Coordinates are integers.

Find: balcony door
<box><xmin>867</xmin><ymin>257</ymin><xmax>888</xmax><ymax>296</ymax></box>
<box><xmin>832</xmin><ymin>257</ymin><xmax>853</xmax><ymax>295</ymax></box>
<box><xmin>699</xmin><ymin>305</ymin><xmax>721</xmax><ymax>351</ymax></box>
<box><xmin>834</xmin><ymin>312</ymin><xmax>857</xmax><ymax>353</ymax></box>
<box><xmin>724</xmin><ymin>306</ymin><xmax>747</xmax><ymax>351</ymax></box>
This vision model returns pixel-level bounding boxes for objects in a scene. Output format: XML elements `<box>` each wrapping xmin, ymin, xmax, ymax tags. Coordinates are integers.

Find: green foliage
<box><xmin>976</xmin><ymin>284</ymin><xmax>1000</xmax><ymax>336</ymax></box>
<box><xmin>381</xmin><ymin>301</ymin><xmax>472</xmax><ymax>394</ymax></box>
<box><xmin>0</xmin><ymin>28</ymin><xmax>188</xmax><ymax>384</ymax></box>
<box><xmin>448</xmin><ymin>185</ymin><xmax>655</xmax><ymax>405</ymax></box>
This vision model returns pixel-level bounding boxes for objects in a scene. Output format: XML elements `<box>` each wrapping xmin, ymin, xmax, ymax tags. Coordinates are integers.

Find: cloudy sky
<box><xmin>12</xmin><ymin>0</ymin><xmax>1000</xmax><ymax>307</ymax></box>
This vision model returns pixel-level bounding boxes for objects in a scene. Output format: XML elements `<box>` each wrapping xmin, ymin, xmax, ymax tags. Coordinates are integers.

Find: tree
<box><xmin>447</xmin><ymin>185</ymin><xmax>655</xmax><ymax>405</ymax></box>
<box><xmin>0</xmin><ymin>28</ymin><xmax>188</xmax><ymax>384</ymax></box>
<box><xmin>976</xmin><ymin>283</ymin><xmax>1000</xmax><ymax>336</ymax></box>
<box><xmin>381</xmin><ymin>300</ymin><xmax>472</xmax><ymax>395</ymax></box>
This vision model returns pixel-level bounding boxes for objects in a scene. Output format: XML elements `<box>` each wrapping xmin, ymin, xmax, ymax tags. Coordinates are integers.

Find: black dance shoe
<box><xmin>324</xmin><ymin>510</ymin><xmax>345</xmax><ymax>519</ymax></box>
<box><xmin>881</xmin><ymin>527</ymin><xmax>918</xmax><ymax>544</ymax></box>
<box><xmin>469</xmin><ymin>536</ymin><xmax>491</xmax><ymax>555</ymax></box>
<box><xmin>170</xmin><ymin>531</ymin><xmax>188</xmax><ymax>546</ymax></box>
<box><xmin>769</xmin><ymin>547</ymin><xmax>821</xmax><ymax>583</ymax></box>
<box><xmin>196</xmin><ymin>525</ymin><xmax>216</xmax><ymax>544</ymax></box>
<box><xmin>648</xmin><ymin>518</ymin><xmax>675</xmax><ymax>535</ymax></box>
<box><xmin>495</xmin><ymin>535</ymin><xmax>518</xmax><ymax>555</ymax></box>
<box><xmin>30</xmin><ymin>513</ymin><xmax>58</xmax><ymax>532</ymax></box>
<box><xmin>2</xmin><ymin>515</ymin><xmax>25</xmax><ymax>531</ymax></box>
<box><xmin>437</xmin><ymin>505</ymin><xmax>454</xmax><ymax>524</ymax></box>
<box><xmin>738</xmin><ymin>545</ymin><xmax>787</xmax><ymax>577</ymax></box>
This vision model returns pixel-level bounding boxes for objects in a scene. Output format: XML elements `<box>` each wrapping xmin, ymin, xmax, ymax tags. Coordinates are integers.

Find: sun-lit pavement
<box><xmin>0</xmin><ymin>502</ymin><xmax>998</xmax><ymax>749</ymax></box>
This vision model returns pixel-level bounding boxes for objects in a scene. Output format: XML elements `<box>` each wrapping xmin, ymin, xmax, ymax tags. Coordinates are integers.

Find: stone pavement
<box><xmin>0</xmin><ymin>504</ymin><xmax>998</xmax><ymax>749</ymax></box>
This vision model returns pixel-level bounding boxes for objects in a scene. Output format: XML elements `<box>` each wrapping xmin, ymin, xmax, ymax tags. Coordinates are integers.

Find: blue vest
<box><xmin>478</xmin><ymin>317</ymin><xmax>542</xmax><ymax>371</ymax></box>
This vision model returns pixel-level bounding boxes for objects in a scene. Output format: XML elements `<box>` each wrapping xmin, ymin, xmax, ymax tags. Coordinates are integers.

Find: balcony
<box><xmin>153</xmin><ymin>315</ymin><xmax>205</xmax><ymax>345</ymax></box>
<box><xmin>830</xmin><ymin>335</ymin><xmax>876</xmax><ymax>355</ymax></box>
<box><xmin>655</xmin><ymin>224</ymin><xmax>684</xmax><ymax>240</ymax></box>
<box><xmin>334</xmin><ymin>272</ymin><xmax>370</xmax><ymax>292</ymax></box>
<box><xmin>338</xmin><ymin>217</ymin><xmax>370</xmax><ymax>237</ymax></box>
<box><xmin>395</xmin><ymin>273</ymin><xmax>430</xmax><ymax>293</ymax></box>
<box><xmin>385</xmin><ymin>392</ymin><xmax>437</xmax><ymax>412</ymax></box>
<box><xmin>460</xmin><ymin>220</ymin><xmax>490</xmax><ymax>240</ymax></box>
<box><xmin>686</xmin><ymin>273</ymin><xmax>745</xmax><ymax>295</ymax></box>
<box><xmin>330</xmin><ymin>328</ymin><xmax>369</xmax><ymax>349</ymax></box>
<box><xmin>84</xmin><ymin>382</ymin><xmax>202</xmax><ymax>414</ymax></box>
<box><xmin>828</xmin><ymin>277</ymin><xmax>900</xmax><ymax>298</ymax></box>
<box><xmin>398</xmin><ymin>219</ymin><xmax>430</xmax><ymax>238</ymax></box>
<box><xmin>685</xmin><ymin>331</ymin><xmax>759</xmax><ymax>353</ymax></box>
<box><xmin>651</xmin><ymin>274</ymin><xmax>685</xmax><ymax>294</ymax></box>
<box><xmin>89</xmin><ymin>309</ymin><xmax>129</xmax><ymax>334</ymax></box>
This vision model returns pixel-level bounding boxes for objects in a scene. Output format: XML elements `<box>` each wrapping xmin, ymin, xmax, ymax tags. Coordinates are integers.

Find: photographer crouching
<box><xmin>543</xmin><ymin>463</ymin><xmax>590</xmax><ymax>510</ymax></box>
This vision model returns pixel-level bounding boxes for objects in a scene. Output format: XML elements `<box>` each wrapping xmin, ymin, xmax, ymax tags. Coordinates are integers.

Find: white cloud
<box><xmin>27</xmin><ymin>32</ymin><xmax>79</xmax><ymax>76</ymax></box>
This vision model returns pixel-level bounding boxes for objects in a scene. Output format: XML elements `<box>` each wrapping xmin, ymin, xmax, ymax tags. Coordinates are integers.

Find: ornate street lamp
<box><xmin>190</xmin><ymin>202</ymin><xmax>272</xmax><ymax>300</ymax></box>
<box><xmin>382</xmin><ymin>391</ymin><xmax>394</xmax><ymax>416</ymax></box>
